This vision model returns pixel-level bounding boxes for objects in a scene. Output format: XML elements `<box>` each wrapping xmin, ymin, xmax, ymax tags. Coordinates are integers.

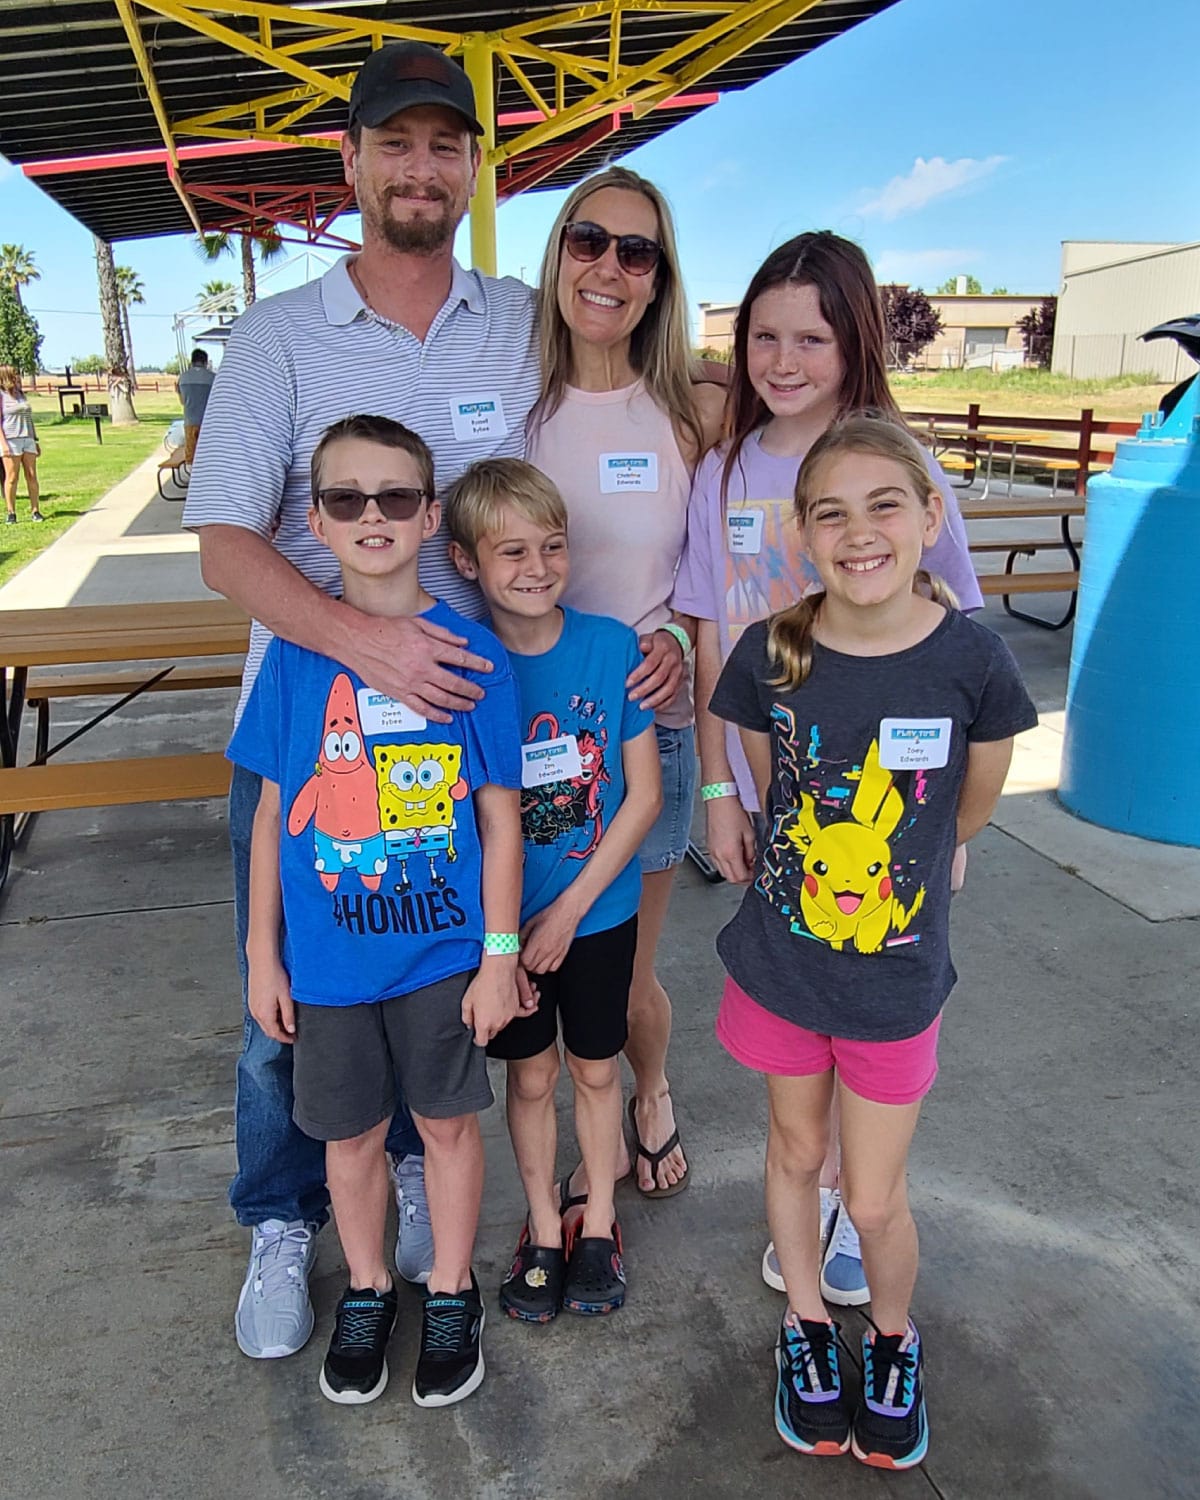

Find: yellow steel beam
<box><xmin>113</xmin><ymin>0</ymin><xmax>203</xmax><ymax>233</ymax></box>
<box><xmin>493</xmin><ymin>47</ymin><xmax>551</xmax><ymax>116</ymax></box>
<box><xmin>493</xmin><ymin>0</ymin><xmax>820</xmax><ymax>163</ymax></box>
<box><xmin>144</xmin><ymin>0</ymin><xmax>455</xmax><ymax>47</ymax></box>
<box><xmin>462</xmin><ymin>35</ymin><xmax>497</xmax><ymax>276</ymax></box>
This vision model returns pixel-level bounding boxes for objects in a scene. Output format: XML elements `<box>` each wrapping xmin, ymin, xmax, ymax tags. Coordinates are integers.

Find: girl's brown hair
<box><xmin>532</xmin><ymin>165</ymin><xmax>703</xmax><ymax>457</ymax></box>
<box><xmin>766</xmin><ymin>413</ymin><xmax>957</xmax><ymax>693</ymax></box>
<box><xmin>721</xmin><ymin>231</ymin><xmax>899</xmax><ymax>504</ymax></box>
<box><xmin>0</xmin><ymin>365</ymin><xmax>23</xmax><ymax>397</ymax></box>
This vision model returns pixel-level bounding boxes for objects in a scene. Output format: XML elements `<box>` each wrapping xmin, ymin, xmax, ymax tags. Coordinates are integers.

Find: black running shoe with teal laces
<box><xmin>851</xmin><ymin>1323</ymin><xmax>929</xmax><ymax>1470</ymax></box>
<box><xmin>774</xmin><ymin>1315</ymin><xmax>851</xmax><ymax>1456</ymax></box>
<box><xmin>413</xmin><ymin>1274</ymin><xmax>485</xmax><ymax>1407</ymax></box>
<box><xmin>319</xmin><ymin>1283</ymin><xmax>397</xmax><ymax>1405</ymax></box>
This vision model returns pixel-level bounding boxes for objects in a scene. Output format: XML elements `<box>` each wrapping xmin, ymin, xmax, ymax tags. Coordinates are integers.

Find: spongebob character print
<box><xmin>709</xmin><ymin>611</ymin><xmax>1038</xmax><ymax>1042</ymax></box>
<box><xmin>226</xmin><ymin>600</ymin><xmax>522</xmax><ymax>1009</ymax></box>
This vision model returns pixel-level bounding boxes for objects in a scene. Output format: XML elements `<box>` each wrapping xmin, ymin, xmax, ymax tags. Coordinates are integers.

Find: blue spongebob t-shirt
<box><xmin>227</xmin><ymin>600</ymin><xmax>521</xmax><ymax>1007</ymax></box>
<box><xmin>505</xmin><ymin>607</ymin><xmax>654</xmax><ymax>936</ymax></box>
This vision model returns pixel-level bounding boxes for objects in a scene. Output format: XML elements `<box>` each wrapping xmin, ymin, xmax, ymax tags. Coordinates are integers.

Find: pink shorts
<box><xmin>716</xmin><ymin>976</ymin><xmax>941</xmax><ymax>1106</ymax></box>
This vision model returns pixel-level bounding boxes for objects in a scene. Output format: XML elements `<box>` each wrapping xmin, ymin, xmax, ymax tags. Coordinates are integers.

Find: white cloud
<box><xmin>859</xmin><ymin>155</ymin><xmax>1007</xmax><ymax>221</ymax></box>
<box><xmin>873</xmin><ymin>247</ymin><xmax>982</xmax><ymax>283</ymax></box>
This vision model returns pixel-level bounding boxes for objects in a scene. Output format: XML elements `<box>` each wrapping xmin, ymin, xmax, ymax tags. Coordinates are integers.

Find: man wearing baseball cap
<box><xmin>184</xmin><ymin>41</ymin><xmax>539</xmax><ymax>1403</ymax></box>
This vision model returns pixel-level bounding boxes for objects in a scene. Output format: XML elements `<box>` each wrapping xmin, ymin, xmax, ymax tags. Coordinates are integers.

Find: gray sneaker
<box><xmin>391</xmin><ymin>1153</ymin><xmax>433</xmax><ymax>1285</ymax></box>
<box><xmin>235</xmin><ymin>1219</ymin><xmax>317</xmax><ymax>1358</ymax></box>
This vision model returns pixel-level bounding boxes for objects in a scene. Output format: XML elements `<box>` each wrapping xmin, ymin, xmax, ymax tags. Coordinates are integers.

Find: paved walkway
<box><xmin>1</xmin><ymin>465</ymin><xmax>1195</xmax><ymax>1500</ymax></box>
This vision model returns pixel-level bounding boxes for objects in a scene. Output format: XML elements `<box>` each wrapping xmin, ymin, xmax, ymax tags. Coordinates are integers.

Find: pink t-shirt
<box><xmin>528</xmin><ymin>380</ymin><xmax>694</xmax><ymax>728</ymax></box>
<box><xmin>671</xmin><ymin>429</ymin><xmax>983</xmax><ymax>808</ymax></box>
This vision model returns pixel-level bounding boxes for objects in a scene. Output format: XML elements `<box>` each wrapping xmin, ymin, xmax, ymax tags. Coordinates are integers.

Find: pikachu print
<box><xmin>767</xmin><ymin>738</ymin><xmax>925</xmax><ymax>954</ymax></box>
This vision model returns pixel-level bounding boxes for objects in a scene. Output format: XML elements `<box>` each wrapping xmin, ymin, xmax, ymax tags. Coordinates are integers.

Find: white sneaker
<box><xmin>761</xmin><ymin>1188</ymin><xmax>838</xmax><ymax>1293</ymax></box>
<box><xmin>391</xmin><ymin>1152</ymin><xmax>433</xmax><ymax>1285</ymax></box>
<box><xmin>235</xmin><ymin>1219</ymin><xmax>317</xmax><ymax>1358</ymax></box>
<box><xmin>820</xmin><ymin>1199</ymin><xmax>871</xmax><ymax>1306</ymax></box>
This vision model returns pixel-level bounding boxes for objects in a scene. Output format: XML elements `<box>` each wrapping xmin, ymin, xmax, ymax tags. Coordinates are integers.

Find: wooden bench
<box><xmin>23</xmin><ymin>661</ymin><xmax>243</xmax><ymax>763</ymax></box>
<box><xmin>157</xmin><ymin>448</ymin><xmax>191</xmax><ymax>499</ymax></box>
<box><xmin>961</xmin><ymin>498</ymin><xmax>1084</xmax><ymax>630</ymax></box>
<box><xmin>0</xmin><ymin>752</ymin><xmax>231</xmax><ymax>815</ymax></box>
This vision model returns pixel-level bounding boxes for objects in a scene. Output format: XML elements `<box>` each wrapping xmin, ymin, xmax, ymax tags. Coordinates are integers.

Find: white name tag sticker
<box><xmin>878</xmin><ymin>718</ymin><xmax>953</xmax><ymax>771</ymax></box>
<box><xmin>449</xmin><ymin>392</ymin><xmax>508</xmax><ymax>442</ymax></box>
<box><xmin>521</xmin><ymin>733</ymin><xmax>583</xmax><ymax>788</ymax></box>
<box><xmin>356</xmin><ymin>689</ymin><xmax>427</xmax><ymax>737</ymax></box>
<box><xmin>598</xmin><ymin>452</ymin><xmax>659</xmax><ymax>493</ymax></box>
<box><xmin>726</xmin><ymin>507</ymin><xmax>765</xmax><ymax>555</ymax></box>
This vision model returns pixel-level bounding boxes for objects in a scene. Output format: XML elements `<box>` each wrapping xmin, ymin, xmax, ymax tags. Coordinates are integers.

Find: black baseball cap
<box><xmin>348</xmin><ymin>42</ymin><xmax>484</xmax><ymax>135</ymax></box>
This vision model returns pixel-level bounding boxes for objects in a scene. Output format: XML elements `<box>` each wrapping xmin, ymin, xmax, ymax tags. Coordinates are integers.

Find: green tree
<box><xmin>195</xmin><ymin>227</ymin><xmax>286</xmax><ymax>308</ymax></box>
<box><xmin>70</xmin><ymin>354</ymin><xmax>108</xmax><ymax>374</ymax></box>
<box><xmin>0</xmin><ymin>281</ymin><xmax>43</xmax><ymax>374</ymax></box>
<box><xmin>198</xmin><ymin>277</ymin><xmax>238</xmax><ymax>310</ymax></box>
<box><xmin>114</xmin><ymin>265</ymin><xmax>146</xmax><ymax>391</ymax></box>
<box><xmin>0</xmin><ymin>244</ymin><xmax>41</xmax><ymax>307</ymax></box>
<box><xmin>93</xmin><ymin>236</ymin><xmax>137</xmax><ymax>424</ymax></box>
<box><xmin>936</xmin><ymin>274</ymin><xmax>983</xmax><ymax>295</ymax></box>
<box><xmin>990</xmin><ymin>285</ymin><xmax>1009</xmax><ymax>295</ymax></box>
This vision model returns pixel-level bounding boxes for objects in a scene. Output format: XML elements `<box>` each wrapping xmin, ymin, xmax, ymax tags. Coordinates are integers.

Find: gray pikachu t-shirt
<box><xmin>710</xmin><ymin>609</ymin><xmax>1038</xmax><ymax>1042</ymax></box>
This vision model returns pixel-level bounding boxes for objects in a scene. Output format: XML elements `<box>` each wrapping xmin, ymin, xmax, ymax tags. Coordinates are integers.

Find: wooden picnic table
<box><xmin>0</xmin><ymin>598</ymin><xmax>249</xmax><ymax>893</ymax></box>
<box><xmin>961</xmin><ymin>497</ymin><xmax>1085</xmax><ymax>630</ymax></box>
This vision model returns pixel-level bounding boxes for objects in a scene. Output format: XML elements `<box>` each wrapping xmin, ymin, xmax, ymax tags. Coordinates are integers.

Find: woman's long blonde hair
<box><xmin>767</xmin><ymin>414</ymin><xmax>958</xmax><ymax>692</ymax></box>
<box><xmin>532</xmin><ymin>165</ymin><xmax>703</xmax><ymax>455</ymax></box>
<box><xmin>0</xmin><ymin>365</ymin><xmax>23</xmax><ymax>397</ymax></box>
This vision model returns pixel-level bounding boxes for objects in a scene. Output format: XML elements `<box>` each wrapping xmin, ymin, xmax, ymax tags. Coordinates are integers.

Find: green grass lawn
<box><xmin>0</xmin><ymin>389</ymin><xmax>183</xmax><ymax>589</ymax></box>
<box><xmin>892</xmin><ymin>367</ymin><xmax>1171</xmax><ymax>421</ymax></box>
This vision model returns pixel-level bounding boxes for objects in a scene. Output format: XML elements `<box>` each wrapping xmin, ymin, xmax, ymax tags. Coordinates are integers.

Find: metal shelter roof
<box><xmin>1</xmin><ymin>1</ymin><xmax>898</xmax><ymax>245</ymax></box>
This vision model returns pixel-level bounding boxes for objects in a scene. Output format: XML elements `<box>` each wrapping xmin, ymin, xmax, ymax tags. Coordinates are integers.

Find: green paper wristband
<box><xmin>483</xmin><ymin>932</ymin><xmax>520</xmax><ymax>956</ymax></box>
<box><xmin>701</xmin><ymin>781</ymin><xmax>739</xmax><ymax>802</ymax></box>
<box><xmin>659</xmin><ymin>622</ymin><xmax>693</xmax><ymax>658</ymax></box>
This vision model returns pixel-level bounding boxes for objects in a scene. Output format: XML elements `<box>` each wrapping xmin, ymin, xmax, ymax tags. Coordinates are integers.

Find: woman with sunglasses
<box><xmin>527</xmin><ymin>166</ymin><xmax>724</xmax><ymax>1208</ymax></box>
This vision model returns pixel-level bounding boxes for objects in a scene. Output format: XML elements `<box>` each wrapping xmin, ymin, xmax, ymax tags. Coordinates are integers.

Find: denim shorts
<box><xmin>638</xmin><ymin>723</ymin><xmax>697</xmax><ymax>874</ymax></box>
<box><xmin>2</xmin><ymin>438</ymin><xmax>37</xmax><ymax>457</ymax></box>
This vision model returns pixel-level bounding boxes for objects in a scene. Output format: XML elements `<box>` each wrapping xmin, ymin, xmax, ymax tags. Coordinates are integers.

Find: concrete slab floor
<box><xmin>2</xmin><ymin>804</ymin><xmax>1196</xmax><ymax>1500</ymax></box>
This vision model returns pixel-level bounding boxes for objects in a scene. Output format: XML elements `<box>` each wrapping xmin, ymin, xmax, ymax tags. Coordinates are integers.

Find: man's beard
<box><xmin>366</xmin><ymin>186</ymin><xmax>461</xmax><ymax>255</ymax></box>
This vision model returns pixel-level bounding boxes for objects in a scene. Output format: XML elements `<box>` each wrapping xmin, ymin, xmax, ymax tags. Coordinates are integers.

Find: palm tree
<box><xmin>0</xmin><ymin>244</ymin><xmax>40</xmax><ymax>307</ymax></box>
<box><xmin>196</xmin><ymin>227</ymin><xmax>286</xmax><ymax>309</ymax></box>
<box><xmin>198</xmin><ymin>278</ymin><xmax>238</xmax><ymax>314</ymax></box>
<box><xmin>114</xmin><ymin>265</ymin><xmax>145</xmax><ymax>391</ymax></box>
<box><xmin>93</xmin><ymin>236</ymin><xmax>136</xmax><ymax>424</ymax></box>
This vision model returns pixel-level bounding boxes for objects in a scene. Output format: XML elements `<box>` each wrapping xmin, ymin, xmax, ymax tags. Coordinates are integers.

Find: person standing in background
<box><xmin>176</xmin><ymin>349</ymin><xmax>217</xmax><ymax>463</ymax></box>
<box><xmin>1</xmin><ymin>364</ymin><xmax>43</xmax><ymax>524</ymax></box>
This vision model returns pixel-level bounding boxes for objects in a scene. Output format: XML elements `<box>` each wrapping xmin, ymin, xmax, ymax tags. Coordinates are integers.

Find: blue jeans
<box><xmin>228</xmin><ymin>764</ymin><xmax>423</xmax><ymax>1229</ymax></box>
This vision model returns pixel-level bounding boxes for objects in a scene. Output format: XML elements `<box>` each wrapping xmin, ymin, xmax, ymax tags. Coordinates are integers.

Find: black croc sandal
<box><xmin>499</xmin><ymin>1224</ymin><xmax>565</xmax><ymax>1324</ymax></box>
<box><xmin>562</xmin><ymin>1223</ymin><xmax>626</xmax><ymax>1316</ymax></box>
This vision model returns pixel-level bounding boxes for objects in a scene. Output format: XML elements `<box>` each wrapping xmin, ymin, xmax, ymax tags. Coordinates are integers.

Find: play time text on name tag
<box><xmin>357</xmin><ymin>689</ymin><xmax>428</xmax><ymax>736</ymax></box>
<box><xmin>449</xmin><ymin>392</ymin><xmax>508</xmax><ymax>441</ymax></box>
<box><xmin>598</xmin><ymin>452</ymin><xmax>659</xmax><ymax>493</ymax></box>
<box><xmin>521</xmin><ymin>733</ymin><xmax>583</xmax><ymax>788</ymax></box>
<box><xmin>878</xmin><ymin>717</ymin><xmax>953</xmax><ymax>770</ymax></box>
<box><xmin>726</xmin><ymin>507</ymin><xmax>765</xmax><ymax>554</ymax></box>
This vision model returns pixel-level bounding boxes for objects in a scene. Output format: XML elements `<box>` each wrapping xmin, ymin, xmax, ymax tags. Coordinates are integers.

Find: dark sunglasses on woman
<box><xmin>316</xmin><ymin>486</ymin><xmax>427</xmax><ymax>522</ymax></box>
<box><xmin>562</xmin><ymin>220</ymin><xmax>662</xmax><ymax>276</ymax></box>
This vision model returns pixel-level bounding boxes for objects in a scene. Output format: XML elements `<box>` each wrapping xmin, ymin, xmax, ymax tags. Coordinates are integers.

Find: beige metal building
<box><xmin>698</xmin><ymin>284</ymin><xmax>1046</xmax><ymax>370</ymax></box>
<box><xmin>1051</xmin><ymin>241</ymin><xmax>1200</xmax><ymax>382</ymax></box>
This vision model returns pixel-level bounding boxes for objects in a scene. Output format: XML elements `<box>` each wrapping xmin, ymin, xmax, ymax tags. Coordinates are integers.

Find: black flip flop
<box><xmin>627</xmin><ymin>1096</ymin><xmax>689</xmax><ymax>1198</ymax></box>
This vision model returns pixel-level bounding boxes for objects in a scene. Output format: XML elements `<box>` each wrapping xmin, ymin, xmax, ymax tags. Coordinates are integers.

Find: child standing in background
<box><xmin>710</xmin><ymin>415</ymin><xmax>1036</xmax><ymax>1469</ymax></box>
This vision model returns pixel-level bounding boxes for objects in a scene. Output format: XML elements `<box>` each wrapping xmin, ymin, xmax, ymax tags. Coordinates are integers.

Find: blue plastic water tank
<box><xmin>1060</xmin><ymin>378</ymin><xmax>1200</xmax><ymax>846</ymax></box>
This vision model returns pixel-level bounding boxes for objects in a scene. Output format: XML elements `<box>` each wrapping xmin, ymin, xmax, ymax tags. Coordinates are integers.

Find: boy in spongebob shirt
<box><xmin>228</xmin><ymin>415</ymin><xmax>522</xmax><ymax>1409</ymax></box>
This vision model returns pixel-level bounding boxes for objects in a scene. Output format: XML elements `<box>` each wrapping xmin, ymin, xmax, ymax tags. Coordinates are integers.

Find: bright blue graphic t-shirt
<box><xmin>228</xmin><ymin>599</ymin><xmax>521</xmax><ymax>1007</ymax></box>
<box><xmin>505</xmin><ymin>607</ymin><xmax>654</xmax><ymax>937</ymax></box>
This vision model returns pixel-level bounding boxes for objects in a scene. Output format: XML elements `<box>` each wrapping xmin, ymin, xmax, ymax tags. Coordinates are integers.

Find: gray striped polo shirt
<box><xmin>183</xmin><ymin>254</ymin><xmax>540</xmax><ymax>718</ymax></box>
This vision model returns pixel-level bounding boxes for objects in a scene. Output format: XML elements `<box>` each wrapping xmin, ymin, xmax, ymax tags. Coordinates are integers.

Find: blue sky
<box><xmin>2</xmin><ymin>0</ymin><xmax>1197</xmax><ymax>368</ymax></box>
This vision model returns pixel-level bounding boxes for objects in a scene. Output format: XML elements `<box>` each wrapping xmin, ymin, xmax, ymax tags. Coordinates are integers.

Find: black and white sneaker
<box><xmin>413</xmin><ymin>1274</ymin><xmax>485</xmax><ymax>1407</ymax></box>
<box><xmin>775</xmin><ymin>1314</ymin><xmax>851</xmax><ymax>1456</ymax></box>
<box><xmin>318</xmin><ymin>1283</ymin><xmax>397</xmax><ymax>1405</ymax></box>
